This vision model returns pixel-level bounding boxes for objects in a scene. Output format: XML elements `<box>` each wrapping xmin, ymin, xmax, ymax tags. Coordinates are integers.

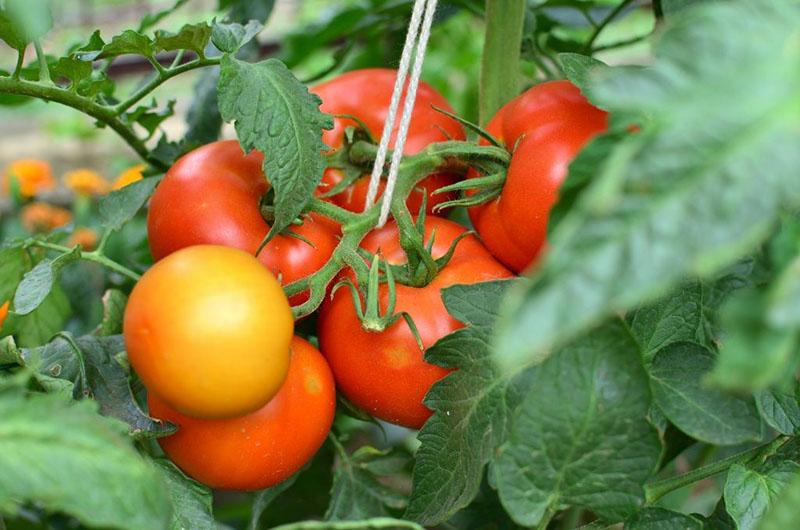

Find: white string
<box><xmin>377</xmin><ymin>0</ymin><xmax>439</xmax><ymax>227</ymax></box>
<box><xmin>363</xmin><ymin>0</ymin><xmax>428</xmax><ymax>211</ymax></box>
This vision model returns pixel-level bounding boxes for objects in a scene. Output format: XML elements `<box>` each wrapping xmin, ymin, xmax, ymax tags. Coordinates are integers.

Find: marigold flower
<box><xmin>3</xmin><ymin>159</ymin><xmax>55</xmax><ymax>198</ymax></box>
<box><xmin>112</xmin><ymin>164</ymin><xmax>145</xmax><ymax>190</ymax></box>
<box><xmin>21</xmin><ymin>202</ymin><xmax>72</xmax><ymax>233</ymax></box>
<box><xmin>0</xmin><ymin>300</ymin><xmax>9</xmax><ymax>330</ymax></box>
<box><xmin>68</xmin><ymin>227</ymin><xmax>99</xmax><ymax>251</ymax></box>
<box><xmin>64</xmin><ymin>168</ymin><xmax>109</xmax><ymax>196</ymax></box>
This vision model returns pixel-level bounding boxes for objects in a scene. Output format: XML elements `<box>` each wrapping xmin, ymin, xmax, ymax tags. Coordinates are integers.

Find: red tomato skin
<box><xmin>312</xmin><ymin>69</ymin><xmax>465</xmax><ymax>214</ymax></box>
<box><xmin>148</xmin><ymin>337</ymin><xmax>336</xmax><ymax>491</ymax></box>
<box><xmin>318</xmin><ymin>216</ymin><xmax>511</xmax><ymax>429</ymax></box>
<box><xmin>469</xmin><ymin>80</ymin><xmax>609</xmax><ymax>273</ymax></box>
<box><xmin>147</xmin><ymin>140</ymin><xmax>337</xmax><ymax>305</ymax></box>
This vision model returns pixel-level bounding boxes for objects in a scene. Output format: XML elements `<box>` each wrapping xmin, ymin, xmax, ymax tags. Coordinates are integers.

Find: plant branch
<box><xmin>114</xmin><ymin>56</ymin><xmax>221</xmax><ymax>115</ymax></box>
<box><xmin>585</xmin><ymin>0</ymin><xmax>636</xmax><ymax>52</ymax></box>
<box><xmin>26</xmin><ymin>240</ymin><xmax>142</xmax><ymax>281</ymax></box>
<box><xmin>645</xmin><ymin>435</ymin><xmax>791</xmax><ymax>504</ymax></box>
<box><xmin>33</xmin><ymin>39</ymin><xmax>51</xmax><ymax>84</ymax></box>
<box><xmin>12</xmin><ymin>49</ymin><xmax>25</xmax><ymax>80</ymax></box>
<box><xmin>480</xmin><ymin>0</ymin><xmax>526</xmax><ymax>125</ymax></box>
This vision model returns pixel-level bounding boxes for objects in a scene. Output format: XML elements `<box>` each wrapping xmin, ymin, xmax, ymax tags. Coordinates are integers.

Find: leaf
<box><xmin>12</xmin><ymin>248</ymin><xmax>80</xmax><ymax>316</ymax></box>
<box><xmin>155</xmin><ymin>22</ymin><xmax>213</xmax><ymax>56</ymax></box>
<box><xmin>249</xmin><ymin>473</ymin><xmax>299</xmax><ymax>530</ymax></box>
<box><xmin>271</xmin><ymin>519</ymin><xmax>423</xmax><ymax>530</ymax></box>
<box><xmin>724</xmin><ymin>460</ymin><xmax>800</xmax><ymax>530</ymax></box>
<box><xmin>0</xmin><ymin>0</ymin><xmax>52</xmax><ymax>49</ymax></box>
<box><xmin>493</xmin><ymin>320</ymin><xmax>661</xmax><ymax>526</ymax></box>
<box><xmin>757</xmin><ymin>471</ymin><xmax>800</xmax><ymax>530</ymax></box>
<box><xmin>123</xmin><ymin>99</ymin><xmax>176</xmax><ymax>138</ymax></box>
<box><xmin>220</xmin><ymin>0</ymin><xmax>277</xmax><ymax>23</ymax></box>
<box><xmin>326</xmin><ymin>446</ymin><xmax>408</xmax><ymax>520</ymax></box>
<box><xmin>184</xmin><ymin>67</ymin><xmax>223</xmax><ymax>144</ymax></box>
<box><xmin>217</xmin><ymin>56</ymin><xmax>333</xmax><ymax>239</ymax></box>
<box><xmin>154</xmin><ymin>459</ymin><xmax>217</xmax><ymax>530</ymax></box>
<box><xmin>94</xmin><ymin>289</ymin><xmax>128</xmax><ymax>336</ymax></box>
<box><xmin>767</xmin><ymin>253</ymin><xmax>800</xmax><ymax>328</ymax></box>
<box><xmin>18</xmin><ymin>333</ymin><xmax>174</xmax><ymax>438</ymax></box>
<box><xmin>756</xmin><ymin>388</ymin><xmax>800</xmax><ymax>436</ymax></box>
<box><xmin>52</xmin><ymin>56</ymin><xmax>93</xmax><ymax>87</ymax></box>
<box><xmin>493</xmin><ymin>0</ymin><xmax>800</xmax><ymax>372</ymax></box>
<box><xmin>99</xmin><ymin>175</ymin><xmax>161</xmax><ymax>232</ymax></box>
<box><xmin>7</xmin><ymin>283</ymin><xmax>71</xmax><ymax>348</ymax></box>
<box><xmin>626</xmin><ymin>507</ymin><xmax>704</xmax><ymax>529</ymax></box>
<box><xmin>0</xmin><ymin>392</ymin><xmax>171</xmax><ymax>529</ymax></box>
<box><xmin>659</xmin><ymin>0</ymin><xmax>721</xmax><ymax>18</ymax></box>
<box><xmin>648</xmin><ymin>342</ymin><xmax>762</xmax><ymax>445</ymax></box>
<box><xmin>77</xmin><ymin>29</ymin><xmax>155</xmax><ymax>61</ymax></box>
<box><xmin>212</xmin><ymin>20</ymin><xmax>263</xmax><ymax>54</ymax></box>
<box><xmin>558</xmin><ymin>53</ymin><xmax>608</xmax><ymax>96</ymax></box>
<box><xmin>405</xmin><ymin>280</ymin><xmax>527</xmax><ymax>525</ymax></box>
<box><xmin>0</xmin><ymin>246</ymin><xmax>27</xmax><ymax>303</ymax></box>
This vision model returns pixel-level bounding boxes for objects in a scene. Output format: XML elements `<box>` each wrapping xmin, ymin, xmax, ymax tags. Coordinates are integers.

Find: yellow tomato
<box><xmin>123</xmin><ymin>245</ymin><xmax>294</xmax><ymax>419</ymax></box>
<box><xmin>64</xmin><ymin>169</ymin><xmax>109</xmax><ymax>195</ymax></box>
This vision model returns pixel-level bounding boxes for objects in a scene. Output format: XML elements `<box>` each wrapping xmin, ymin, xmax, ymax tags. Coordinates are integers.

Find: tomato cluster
<box><xmin>124</xmin><ymin>70</ymin><xmax>603</xmax><ymax>490</ymax></box>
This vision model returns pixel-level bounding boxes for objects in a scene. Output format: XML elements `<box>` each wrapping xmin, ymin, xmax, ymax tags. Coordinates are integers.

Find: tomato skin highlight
<box><xmin>469</xmin><ymin>80</ymin><xmax>608</xmax><ymax>273</ymax></box>
<box><xmin>147</xmin><ymin>140</ymin><xmax>337</xmax><ymax>305</ymax></box>
<box><xmin>318</xmin><ymin>216</ymin><xmax>511</xmax><ymax>429</ymax></box>
<box><xmin>312</xmin><ymin>69</ymin><xmax>466</xmax><ymax>214</ymax></box>
<box><xmin>148</xmin><ymin>337</ymin><xmax>335</xmax><ymax>491</ymax></box>
<box><xmin>124</xmin><ymin>245</ymin><xmax>294</xmax><ymax>420</ymax></box>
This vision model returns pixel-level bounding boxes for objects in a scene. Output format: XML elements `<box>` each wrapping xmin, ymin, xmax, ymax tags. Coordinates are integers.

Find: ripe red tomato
<box><xmin>148</xmin><ymin>337</ymin><xmax>336</xmax><ymax>490</ymax></box>
<box><xmin>147</xmin><ymin>140</ymin><xmax>337</xmax><ymax>305</ymax></box>
<box><xmin>469</xmin><ymin>80</ymin><xmax>608</xmax><ymax>272</ymax></box>
<box><xmin>312</xmin><ymin>69</ymin><xmax>465</xmax><ymax>214</ymax></box>
<box><xmin>318</xmin><ymin>216</ymin><xmax>511</xmax><ymax>429</ymax></box>
<box><xmin>124</xmin><ymin>245</ymin><xmax>294</xmax><ymax>419</ymax></box>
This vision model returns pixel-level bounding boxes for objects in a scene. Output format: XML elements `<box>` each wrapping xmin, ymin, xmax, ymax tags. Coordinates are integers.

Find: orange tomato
<box><xmin>149</xmin><ymin>337</ymin><xmax>336</xmax><ymax>490</ymax></box>
<box><xmin>3</xmin><ymin>159</ymin><xmax>54</xmax><ymax>197</ymax></box>
<box><xmin>124</xmin><ymin>245</ymin><xmax>294</xmax><ymax>419</ymax></box>
<box><xmin>0</xmin><ymin>301</ymin><xmax>9</xmax><ymax>330</ymax></box>
<box><xmin>21</xmin><ymin>202</ymin><xmax>72</xmax><ymax>233</ymax></box>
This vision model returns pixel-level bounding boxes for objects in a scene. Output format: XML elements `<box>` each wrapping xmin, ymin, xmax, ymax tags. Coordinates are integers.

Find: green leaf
<box><xmin>648</xmin><ymin>342</ymin><xmax>763</xmax><ymax>445</ymax></box>
<box><xmin>77</xmin><ymin>29</ymin><xmax>155</xmax><ymax>61</ymax></box>
<box><xmin>217</xmin><ymin>56</ymin><xmax>333</xmax><ymax>239</ymax></box>
<box><xmin>184</xmin><ymin>67</ymin><xmax>223</xmax><ymax>144</ymax></box>
<box><xmin>17</xmin><ymin>333</ymin><xmax>174</xmax><ymax>438</ymax></box>
<box><xmin>326</xmin><ymin>445</ymin><xmax>408</xmax><ymax>520</ymax></box>
<box><xmin>558</xmin><ymin>53</ymin><xmax>607</xmax><ymax>96</ymax></box>
<box><xmin>0</xmin><ymin>392</ymin><xmax>171</xmax><ymax>529</ymax></box>
<box><xmin>212</xmin><ymin>20</ymin><xmax>263</xmax><ymax>54</ymax></box>
<box><xmin>52</xmin><ymin>56</ymin><xmax>93</xmax><ymax>87</ymax></box>
<box><xmin>12</xmin><ymin>248</ymin><xmax>80</xmax><ymax>316</ymax></box>
<box><xmin>220</xmin><ymin>0</ymin><xmax>277</xmax><ymax>23</ymax></box>
<box><xmin>248</xmin><ymin>473</ymin><xmax>299</xmax><ymax>530</ymax></box>
<box><xmin>271</xmin><ymin>519</ymin><xmax>423</xmax><ymax>530</ymax></box>
<box><xmin>123</xmin><ymin>99</ymin><xmax>176</xmax><ymax>138</ymax></box>
<box><xmin>493</xmin><ymin>0</ymin><xmax>800</xmax><ymax>372</ymax></box>
<box><xmin>99</xmin><ymin>175</ymin><xmax>161</xmax><ymax>232</ymax></box>
<box><xmin>658</xmin><ymin>0</ymin><xmax>720</xmax><ymax>17</ymax></box>
<box><xmin>493</xmin><ymin>320</ymin><xmax>661</xmax><ymax>526</ymax></box>
<box><xmin>154</xmin><ymin>459</ymin><xmax>217</xmax><ymax>530</ymax></box>
<box><xmin>757</xmin><ymin>471</ymin><xmax>800</xmax><ymax>530</ymax></box>
<box><xmin>768</xmin><ymin>253</ymin><xmax>800</xmax><ymax>328</ymax></box>
<box><xmin>94</xmin><ymin>289</ymin><xmax>128</xmax><ymax>336</ymax></box>
<box><xmin>7</xmin><ymin>283</ymin><xmax>71</xmax><ymax>348</ymax></box>
<box><xmin>756</xmin><ymin>388</ymin><xmax>800</xmax><ymax>436</ymax></box>
<box><xmin>155</xmin><ymin>22</ymin><xmax>213</xmax><ymax>56</ymax></box>
<box><xmin>0</xmin><ymin>246</ymin><xmax>27</xmax><ymax>303</ymax></box>
<box><xmin>0</xmin><ymin>0</ymin><xmax>52</xmax><ymax>49</ymax></box>
<box><xmin>626</xmin><ymin>507</ymin><xmax>704</xmax><ymax>529</ymax></box>
<box><xmin>724</xmin><ymin>460</ymin><xmax>800</xmax><ymax>530</ymax></box>
<box><xmin>405</xmin><ymin>280</ymin><xmax>527</xmax><ymax>525</ymax></box>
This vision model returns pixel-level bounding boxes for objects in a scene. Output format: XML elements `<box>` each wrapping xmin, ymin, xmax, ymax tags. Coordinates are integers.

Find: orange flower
<box><xmin>3</xmin><ymin>159</ymin><xmax>55</xmax><ymax>198</ymax></box>
<box><xmin>64</xmin><ymin>168</ymin><xmax>109</xmax><ymax>196</ymax></box>
<box><xmin>112</xmin><ymin>164</ymin><xmax>145</xmax><ymax>190</ymax></box>
<box><xmin>0</xmin><ymin>301</ymin><xmax>9</xmax><ymax>330</ymax></box>
<box><xmin>21</xmin><ymin>202</ymin><xmax>72</xmax><ymax>233</ymax></box>
<box><xmin>68</xmin><ymin>227</ymin><xmax>99</xmax><ymax>250</ymax></box>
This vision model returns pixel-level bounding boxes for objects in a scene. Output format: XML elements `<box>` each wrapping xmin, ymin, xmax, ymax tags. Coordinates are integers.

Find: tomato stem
<box><xmin>26</xmin><ymin>240</ymin><xmax>142</xmax><ymax>281</ymax></box>
<box><xmin>479</xmin><ymin>0</ymin><xmax>526</xmax><ymax>125</ymax></box>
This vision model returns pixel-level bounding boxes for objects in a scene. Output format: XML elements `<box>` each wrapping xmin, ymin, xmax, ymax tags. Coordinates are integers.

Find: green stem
<box><xmin>0</xmin><ymin>77</ymin><xmax>165</xmax><ymax>170</ymax></box>
<box><xmin>536</xmin><ymin>506</ymin><xmax>556</xmax><ymax>530</ymax></box>
<box><xmin>304</xmin><ymin>197</ymin><xmax>361</xmax><ymax>225</ymax></box>
<box><xmin>559</xmin><ymin>507</ymin><xmax>583</xmax><ymax>530</ymax></box>
<box><xmin>12</xmin><ymin>49</ymin><xmax>24</xmax><ymax>80</ymax></box>
<box><xmin>33</xmin><ymin>39</ymin><xmax>51</xmax><ymax>84</ymax></box>
<box><xmin>113</xmin><ymin>56</ymin><xmax>221</xmax><ymax>115</ymax></box>
<box><xmin>479</xmin><ymin>0</ymin><xmax>526</xmax><ymax>125</ymax></box>
<box><xmin>645</xmin><ymin>436</ymin><xmax>791</xmax><ymax>504</ymax></box>
<box><xmin>591</xmin><ymin>32</ymin><xmax>653</xmax><ymax>53</ymax></box>
<box><xmin>584</xmin><ymin>0</ymin><xmax>636</xmax><ymax>52</ymax></box>
<box><xmin>27</xmin><ymin>240</ymin><xmax>141</xmax><ymax>281</ymax></box>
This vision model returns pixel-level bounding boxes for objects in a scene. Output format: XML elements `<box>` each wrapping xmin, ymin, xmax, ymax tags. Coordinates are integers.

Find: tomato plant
<box><xmin>148</xmin><ymin>337</ymin><xmax>335</xmax><ymax>491</ymax></box>
<box><xmin>1</xmin><ymin>1</ymin><xmax>799</xmax><ymax>530</ymax></box>
<box><xmin>124</xmin><ymin>245</ymin><xmax>294</xmax><ymax>419</ymax></box>
<box><xmin>319</xmin><ymin>215</ymin><xmax>511</xmax><ymax>428</ymax></box>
